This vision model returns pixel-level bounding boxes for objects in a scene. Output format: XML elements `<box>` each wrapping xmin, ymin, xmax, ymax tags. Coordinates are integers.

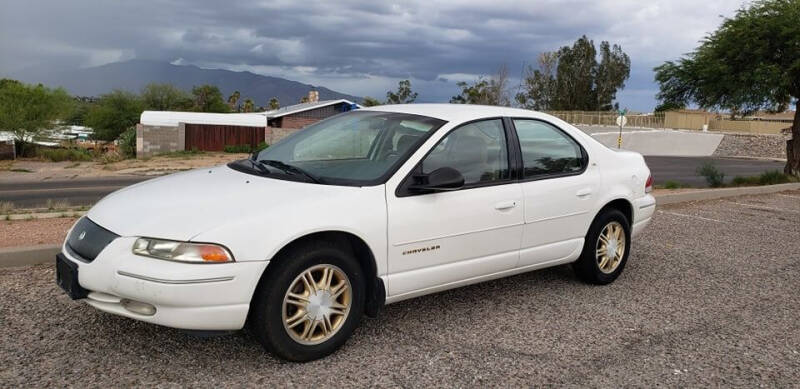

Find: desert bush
<box><xmin>696</xmin><ymin>162</ymin><xmax>725</xmax><ymax>187</ymax></box>
<box><xmin>118</xmin><ymin>127</ymin><xmax>137</xmax><ymax>158</ymax></box>
<box><xmin>36</xmin><ymin>147</ymin><xmax>93</xmax><ymax>162</ymax></box>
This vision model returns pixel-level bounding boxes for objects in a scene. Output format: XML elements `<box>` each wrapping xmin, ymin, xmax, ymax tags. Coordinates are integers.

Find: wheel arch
<box><xmin>255</xmin><ymin>230</ymin><xmax>385</xmax><ymax>318</ymax></box>
<box><xmin>596</xmin><ymin>198</ymin><xmax>633</xmax><ymax>226</ymax></box>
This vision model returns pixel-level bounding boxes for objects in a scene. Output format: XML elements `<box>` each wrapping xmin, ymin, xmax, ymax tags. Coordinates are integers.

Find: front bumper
<box><xmin>61</xmin><ymin>237</ymin><xmax>268</xmax><ymax>330</ymax></box>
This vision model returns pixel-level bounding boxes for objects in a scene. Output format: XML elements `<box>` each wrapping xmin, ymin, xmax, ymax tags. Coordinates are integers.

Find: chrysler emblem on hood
<box><xmin>78</xmin><ymin>231</ymin><xmax>86</xmax><ymax>240</ymax></box>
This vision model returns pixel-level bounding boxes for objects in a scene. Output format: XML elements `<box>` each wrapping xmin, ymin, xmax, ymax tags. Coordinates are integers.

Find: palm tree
<box><xmin>269</xmin><ymin>97</ymin><xmax>279</xmax><ymax>110</ymax></box>
<box><xmin>243</xmin><ymin>98</ymin><xmax>255</xmax><ymax>113</ymax></box>
<box><xmin>227</xmin><ymin>91</ymin><xmax>240</xmax><ymax>111</ymax></box>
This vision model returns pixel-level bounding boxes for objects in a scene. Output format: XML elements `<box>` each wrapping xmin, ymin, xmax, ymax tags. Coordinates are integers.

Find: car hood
<box><xmin>87</xmin><ymin>165</ymin><xmax>351</xmax><ymax>241</ymax></box>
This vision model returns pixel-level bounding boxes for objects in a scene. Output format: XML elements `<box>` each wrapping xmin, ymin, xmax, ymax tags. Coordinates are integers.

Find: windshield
<box><xmin>250</xmin><ymin>111</ymin><xmax>446</xmax><ymax>185</ymax></box>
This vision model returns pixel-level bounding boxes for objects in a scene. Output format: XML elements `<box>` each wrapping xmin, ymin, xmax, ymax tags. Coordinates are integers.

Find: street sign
<box><xmin>616</xmin><ymin>115</ymin><xmax>627</xmax><ymax>127</ymax></box>
<box><xmin>616</xmin><ymin>108</ymin><xmax>628</xmax><ymax>149</ymax></box>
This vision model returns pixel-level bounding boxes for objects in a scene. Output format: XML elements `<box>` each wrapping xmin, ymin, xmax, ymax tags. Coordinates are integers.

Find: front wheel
<box><xmin>573</xmin><ymin>209</ymin><xmax>631</xmax><ymax>285</ymax></box>
<box><xmin>249</xmin><ymin>242</ymin><xmax>365</xmax><ymax>361</ymax></box>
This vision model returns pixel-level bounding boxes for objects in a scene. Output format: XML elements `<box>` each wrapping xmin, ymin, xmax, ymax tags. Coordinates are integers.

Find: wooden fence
<box><xmin>184</xmin><ymin>124</ymin><xmax>265</xmax><ymax>151</ymax></box>
<box><xmin>547</xmin><ymin>110</ymin><xmax>790</xmax><ymax>134</ymax></box>
<box><xmin>546</xmin><ymin>111</ymin><xmax>666</xmax><ymax>128</ymax></box>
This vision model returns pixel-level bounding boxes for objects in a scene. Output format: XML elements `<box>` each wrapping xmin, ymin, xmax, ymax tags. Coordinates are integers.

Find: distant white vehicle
<box><xmin>56</xmin><ymin>104</ymin><xmax>655</xmax><ymax>361</ymax></box>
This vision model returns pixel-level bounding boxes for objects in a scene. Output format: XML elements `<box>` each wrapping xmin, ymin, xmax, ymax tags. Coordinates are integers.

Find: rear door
<box><xmin>385</xmin><ymin>119</ymin><xmax>524</xmax><ymax>297</ymax></box>
<box><xmin>511</xmin><ymin>119</ymin><xmax>600</xmax><ymax>267</ymax></box>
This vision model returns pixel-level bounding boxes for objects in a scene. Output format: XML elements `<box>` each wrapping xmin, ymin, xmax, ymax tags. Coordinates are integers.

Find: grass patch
<box><xmin>223</xmin><ymin>142</ymin><xmax>269</xmax><ymax>154</ymax></box>
<box><xmin>37</xmin><ymin>148</ymin><xmax>93</xmax><ymax>162</ymax></box>
<box><xmin>45</xmin><ymin>199</ymin><xmax>71</xmax><ymax>211</ymax></box>
<box><xmin>660</xmin><ymin>180</ymin><xmax>687</xmax><ymax>190</ymax></box>
<box><xmin>731</xmin><ymin>170</ymin><xmax>798</xmax><ymax>187</ymax></box>
<box><xmin>0</xmin><ymin>201</ymin><xmax>14</xmax><ymax>214</ymax></box>
<box><xmin>9</xmin><ymin>168</ymin><xmax>33</xmax><ymax>173</ymax></box>
<box><xmin>159</xmin><ymin>149</ymin><xmax>206</xmax><ymax>158</ymax></box>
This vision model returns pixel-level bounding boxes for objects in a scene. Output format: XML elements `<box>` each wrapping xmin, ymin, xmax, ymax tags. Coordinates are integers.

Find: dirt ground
<box><xmin>0</xmin><ymin>153</ymin><xmax>248</xmax><ymax>182</ymax></box>
<box><xmin>0</xmin><ymin>217</ymin><xmax>78</xmax><ymax>248</ymax></box>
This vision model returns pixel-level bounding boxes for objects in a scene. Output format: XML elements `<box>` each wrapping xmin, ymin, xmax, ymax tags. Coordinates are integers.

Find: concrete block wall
<box><xmin>136</xmin><ymin>123</ymin><xmax>185</xmax><ymax>158</ymax></box>
<box><xmin>265</xmin><ymin>127</ymin><xmax>303</xmax><ymax>145</ymax></box>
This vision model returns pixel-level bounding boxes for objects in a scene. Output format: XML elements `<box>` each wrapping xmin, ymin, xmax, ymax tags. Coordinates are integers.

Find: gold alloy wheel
<box><xmin>596</xmin><ymin>221</ymin><xmax>626</xmax><ymax>274</ymax></box>
<box><xmin>282</xmin><ymin>264</ymin><xmax>352</xmax><ymax>345</ymax></box>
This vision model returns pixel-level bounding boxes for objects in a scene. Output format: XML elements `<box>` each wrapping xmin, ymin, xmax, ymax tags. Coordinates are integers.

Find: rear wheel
<box><xmin>574</xmin><ymin>209</ymin><xmax>631</xmax><ymax>284</ymax></box>
<box><xmin>250</xmin><ymin>241</ymin><xmax>365</xmax><ymax>361</ymax></box>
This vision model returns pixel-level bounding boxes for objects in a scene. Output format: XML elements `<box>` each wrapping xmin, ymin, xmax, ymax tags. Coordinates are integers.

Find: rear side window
<box><xmin>513</xmin><ymin>119</ymin><xmax>584</xmax><ymax>177</ymax></box>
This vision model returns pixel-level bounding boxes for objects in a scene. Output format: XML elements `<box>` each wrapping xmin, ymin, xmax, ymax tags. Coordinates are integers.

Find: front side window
<box><xmin>421</xmin><ymin>119</ymin><xmax>509</xmax><ymax>185</ymax></box>
<box><xmin>513</xmin><ymin>119</ymin><xmax>584</xmax><ymax>178</ymax></box>
<box><xmin>252</xmin><ymin>111</ymin><xmax>446</xmax><ymax>185</ymax></box>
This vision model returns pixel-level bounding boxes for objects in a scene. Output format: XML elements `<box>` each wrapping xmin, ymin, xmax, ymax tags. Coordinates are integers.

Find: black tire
<box><xmin>573</xmin><ymin>208</ymin><xmax>631</xmax><ymax>285</ymax></box>
<box><xmin>249</xmin><ymin>240</ymin><xmax>365</xmax><ymax>362</ymax></box>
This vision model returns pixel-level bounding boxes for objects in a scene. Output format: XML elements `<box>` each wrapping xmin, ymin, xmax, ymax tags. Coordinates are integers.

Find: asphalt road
<box><xmin>1</xmin><ymin>190</ymin><xmax>798</xmax><ymax>386</ymax></box>
<box><xmin>0</xmin><ymin>157</ymin><xmax>788</xmax><ymax>208</ymax></box>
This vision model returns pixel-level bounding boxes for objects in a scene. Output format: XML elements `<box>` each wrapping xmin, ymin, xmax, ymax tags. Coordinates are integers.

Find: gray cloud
<box><xmin>0</xmin><ymin>0</ymin><xmax>744</xmax><ymax>110</ymax></box>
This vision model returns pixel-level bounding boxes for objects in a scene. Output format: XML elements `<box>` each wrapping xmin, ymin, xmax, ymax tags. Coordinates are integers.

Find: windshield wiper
<box><xmin>249</xmin><ymin>159</ymin><xmax>271</xmax><ymax>176</ymax></box>
<box><xmin>259</xmin><ymin>159</ymin><xmax>322</xmax><ymax>184</ymax></box>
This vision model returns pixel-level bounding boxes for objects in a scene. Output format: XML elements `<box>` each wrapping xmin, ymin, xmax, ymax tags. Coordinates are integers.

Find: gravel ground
<box><xmin>0</xmin><ymin>217</ymin><xmax>77</xmax><ymax>248</ymax></box>
<box><xmin>1</xmin><ymin>191</ymin><xmax>799</xmax><ymax>387</ymax></box>
<box><xmin>713</xmin><ymin>133</ymin><xmax>789</xmax><ymax>160</ymax></box>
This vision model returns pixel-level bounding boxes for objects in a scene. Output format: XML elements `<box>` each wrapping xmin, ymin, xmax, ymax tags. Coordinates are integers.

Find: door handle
<box><xmin>494</xmin><ymin>201</ymin><xmax>517</xmax><ymax>210</ymax></box>
<box><xmin>576</xmin><ymin>188</ymin><xmax>593</xmax><ymax>197</ymax></box>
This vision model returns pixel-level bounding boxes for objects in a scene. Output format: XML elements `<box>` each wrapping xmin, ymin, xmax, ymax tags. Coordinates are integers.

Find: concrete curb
<box><xmin>0</xmin><ymin>244</ymin><xmax>60</xmax><ymax>268</ymax></box>
<box><xmin>654</xmin><ymin>182</ymin><xmax>800</xmax><ymax>205</ymax></box>
<box><xmin>1</xmin><ymin>183</ymin><xmax>798</xmax><ymax>268</ymax></box>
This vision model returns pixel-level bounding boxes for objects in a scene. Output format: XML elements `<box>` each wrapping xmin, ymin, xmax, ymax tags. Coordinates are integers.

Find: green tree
<box><xmin>361</xmin><ymin>97</ymin><xmax>381</xmax><ymax>106</ymax></box>
<box><xmin>516</xmin><ymin>36</ymin><xmax>630</xmax><ymax>111</ymax></box>
<box><xmin>653</xmin><ymin>0</ymin><xmax>800</xmax><ymax>175</ymax></box>
<box><xmin>268</xmin><ymin>97</ymin><xmax>280</xmax><ymax>110</ymax></box>
<box><xmin>450</xmin><ymin>65</ymin><xmax>510</xmax><ymax>106</ymax></box>
<box><xmin>515</xmin><ymin>52</ymin><xmax>558</xmax><ymax>110</ymax></box>
<box><xmin>228</xmin><ymin>90</ymin><xmax>241</xmax><ymax>111</ymax></box>
<box><xmin>191</xmin><ymin>84</ymin><xmax>230</xmax><ymax>113</ymax></box>
<box><xmin>141</xmin><ymin>83</ymin><xmax>191</xmax><ymax>111</ymax></box>
<box><xmin>385</xmin><ymin>80</ymin><xmax>418</xmax><ymax>104</ymax></box>
<box><xmin>85</xmin><ymin>90</ymin><xmax>143</xmax><ymax>142</ymax></box>
<box><xmin>64</xmin><ymin>99</ymin><xmax>93</xmax><ymax>126</ymax></box>
<box><xmin>0</xmin><ymin>79</ymin><xmax>72</xmax><ymax>145</ymax></box>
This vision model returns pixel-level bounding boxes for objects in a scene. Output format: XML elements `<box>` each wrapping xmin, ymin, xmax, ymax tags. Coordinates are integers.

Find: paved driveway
<box><xmin>1</xmin><ymin>190</ymin><xmax>798</xmax><ymax>386</ymax></box>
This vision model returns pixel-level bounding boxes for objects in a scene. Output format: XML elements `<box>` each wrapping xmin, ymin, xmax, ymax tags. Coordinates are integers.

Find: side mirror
<box><xmin>408</xmin><ymin>167</ymin><xmax>465</xmax><ymax>192</ymax></box>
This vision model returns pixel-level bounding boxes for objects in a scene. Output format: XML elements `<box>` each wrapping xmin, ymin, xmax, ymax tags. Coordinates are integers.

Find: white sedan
<box><xmin>56</xmin><ymin>104</ymin><xmax>655</xmax><ymax>361</ymax></box>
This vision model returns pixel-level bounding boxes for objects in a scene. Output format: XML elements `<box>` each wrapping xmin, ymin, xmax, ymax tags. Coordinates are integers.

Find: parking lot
<box><xmin>1</xmin><ymin>190</ymin><xmax>798</xmax><ymax>387</ymax></box>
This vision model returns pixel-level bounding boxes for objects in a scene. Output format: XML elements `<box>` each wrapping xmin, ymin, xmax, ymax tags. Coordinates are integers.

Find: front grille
<box><xmin>66</xmin><ymin>217</ymin><xmax>120</xmax><ymax>262</ymax></box>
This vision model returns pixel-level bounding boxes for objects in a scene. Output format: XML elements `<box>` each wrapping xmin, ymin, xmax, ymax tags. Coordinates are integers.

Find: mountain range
<box><xmin>7</xmin><ymin>60</ymin><xmax>361</xmax><ymax>105</ymax></box>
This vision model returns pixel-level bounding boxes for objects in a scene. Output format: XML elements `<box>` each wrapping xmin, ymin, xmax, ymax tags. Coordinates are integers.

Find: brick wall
<box><xmin>281</xmin><ymin>116</ymin><xmax>320</xmax><ymax>129</ymax></box>
<box><xmin>136</xmin><ymin>123</ymin><xmax>185</xmax><ymax>158</ymax></box>
<box><xmin>265</xmin><ymin>127</ymin><xmax>303</xmax><ymax>145</ymax></box>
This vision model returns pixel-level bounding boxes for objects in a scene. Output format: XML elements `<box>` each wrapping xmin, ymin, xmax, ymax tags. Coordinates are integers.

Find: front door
<box><xmin>385</xmin><ymin>119</ymin><xmax>524</xmax><ymax>297</ymax></box>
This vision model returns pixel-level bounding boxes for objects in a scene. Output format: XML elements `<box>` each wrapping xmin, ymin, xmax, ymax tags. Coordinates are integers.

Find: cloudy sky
<box><xmin>0</xmin><ymin>0</ymin><xmax>745</xmax><ymax>111</ymax></box>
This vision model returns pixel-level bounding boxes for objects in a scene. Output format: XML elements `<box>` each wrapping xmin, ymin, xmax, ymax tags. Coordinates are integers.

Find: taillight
<box><xmin>645</xmin><ymin>174</ymin><xmax>653</xmax><ymax>193</ymax></box>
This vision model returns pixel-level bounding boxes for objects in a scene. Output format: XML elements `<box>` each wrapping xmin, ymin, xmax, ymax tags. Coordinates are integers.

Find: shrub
<box><xmin>663</xmin><ymin>180</ymin><xmax>682</xmax><ymax>189</ymax></box>
<box><xmin>36</xmin><ymin>147</ymin><xmax>93</xmax><ymax>162</ymax></box>
<box><xmin>758</xmin><ymin>170</ymin><xmax>793</xmax><ymax>185</ymax></box>
<box><xmin>731</xmin><ymin>176</ymin><xmax>760</xmax><ymax>186</ymax></box>
<box><xmin>255</xmin><ymin>141</ymin><xmax>269</xmax><ymax>153</ymax></box>
<box><xmin>696</xmin><ymin>162</ymin><xmax>725</xmax><ymax>187</ymax></box>
<box><xmin>223</xmin><ymin>144</ymin><xmax>253</xmax><ymax>153</ymax></box>
<box><xmin>118</xmin><ymin>127</ymin><xmax>137</xmax><ymax>158</ymax></box>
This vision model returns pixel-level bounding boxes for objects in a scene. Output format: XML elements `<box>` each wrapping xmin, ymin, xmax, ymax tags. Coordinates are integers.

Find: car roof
<box><xmin>359</xmin><ymin>103</ymin><xmax>545</xmax><ymax>123</ymax></box>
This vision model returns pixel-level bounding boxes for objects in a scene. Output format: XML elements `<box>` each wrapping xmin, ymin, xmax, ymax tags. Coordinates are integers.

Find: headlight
<box><xmin>132</xmin><ymin>238</ymin><xmax>234</xmax><ymax>263</ymax></box>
